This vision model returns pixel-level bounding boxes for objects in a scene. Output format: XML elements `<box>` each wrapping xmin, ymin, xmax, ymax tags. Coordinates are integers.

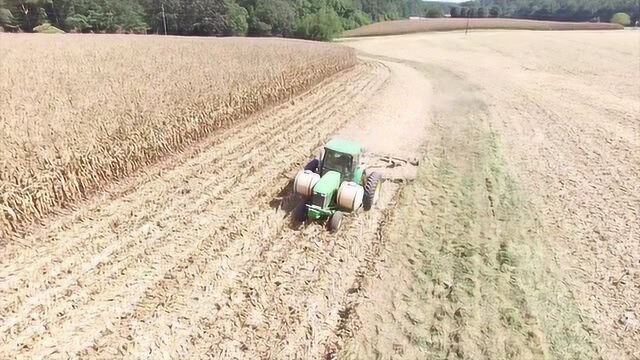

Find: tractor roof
<box><xmin>325</xmin><ymin>139</ymin><xmax>361</xmax><ymax>156</ymax></box>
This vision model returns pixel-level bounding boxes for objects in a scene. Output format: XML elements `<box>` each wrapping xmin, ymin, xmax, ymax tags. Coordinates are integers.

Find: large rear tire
<box><xmin>304</xmin><ymin>159</ymin><xmax>320</xmax><ymax>173</ymax></box>
<box><xmin>363</xmin><ymin>172</ymin><xmax>382</xmax><ymax>211</ymax></box>
<box><xmin>329</xmin><ymin>211</ymin><xmax>344</xmax><ymax>233</ymax></box>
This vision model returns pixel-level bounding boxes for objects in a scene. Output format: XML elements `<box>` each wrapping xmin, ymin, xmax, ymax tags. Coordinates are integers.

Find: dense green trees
<box><xmin>0</xmin><ymin>0</ymin><xmax>14</xmax><ymax>28</ymax></box>
<box><xmin>0</xmin><ymin>0</ymin><xmax>408</xmax><ymax>37</ymax></box>
<box><xmin>225</xmin><ymin>0</ymin><xmax>248</xmax><ymax>35</ymax></box>
<box><xmin>451</xmin><ymin>0</ymin><xmax>639</xmax><ymax>23</ymax></box>
<box><xmin>295</xmin><ymin>6</ymin><xmax>342</xmax><ymax>40</ymax></box>
<box><xmin>0</xmin><ymin>0</ymin><xmax>148</xmax><ymax>32</ymax></box>
<box><xmin>489</xmin><ymin>5</ymin><xmax>500</xmax><ymax>17</ymax></box>
<box><xmin>425</xmin><ymin>7</ymin><xmax>444</xmax><ymax>18</ymax></box>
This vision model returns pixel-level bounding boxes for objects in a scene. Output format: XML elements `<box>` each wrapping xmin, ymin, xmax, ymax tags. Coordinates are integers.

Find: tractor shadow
<box><xmin>269</xmin><ymin>178</ymin><xmax>296</xmax><ymax>212</ymax></box>
<box><xmin>269</xmin><ymin>179</ymin><xmax>308</xmax><ymax>230</ymax></box>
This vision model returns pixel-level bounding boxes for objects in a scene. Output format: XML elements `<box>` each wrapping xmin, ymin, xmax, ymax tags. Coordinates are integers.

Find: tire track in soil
<box><xmin>0</xmin><ymin>65</ymin><xmax>373</xmax><ymax>339</ymax></box>
<box><xmin>187</xmin><ymin>184</ymin><xmax>400</xmax><ymax>359</ymax></box>
<box><xmin>83</xmin><ymin>65</ymin><xmax>391</xmax><ymax>359</ymax></box>
<box><xmin>0</xmin><ymin>61</ymin><xmax>390</xmax><ymax>358</ymax></box>
<box><xmin>191</xmin><ymin>58</ymin><xmax>432</xmax><ymax>359</ymax></box>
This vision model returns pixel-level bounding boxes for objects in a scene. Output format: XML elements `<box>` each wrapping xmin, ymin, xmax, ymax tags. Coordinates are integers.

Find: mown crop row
<box><xmin>342</xmin><ymin>18</ymin><xmax>622</xmax><ymax>37</ymax></box>
<box><xmin>0</xmin><ymin>35</ymin><xmax>356</xmax><ymax>239</ymax></box>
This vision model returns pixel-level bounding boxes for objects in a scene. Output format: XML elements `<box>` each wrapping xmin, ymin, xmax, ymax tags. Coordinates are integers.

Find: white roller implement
<box><xmin>337</xmin><ymin>181</ymin><xmax>364</xmax><ymax>212</ymax></box>
<box><xmin>294</xmin><ymin>170</ymin><xmax>320</xmax><ymax>198</ymax></box>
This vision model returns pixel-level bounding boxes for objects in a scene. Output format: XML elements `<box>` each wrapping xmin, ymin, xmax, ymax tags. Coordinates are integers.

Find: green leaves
<box><xmin>295</xmin><ymin>6</ymin><xmax>341</xmax><ymax>40</ymax></box>
<box><xmin>252</xmin><ymin>0</ymin><xmax>296</xmax><ymax>36</ymax></box>
<box><xmin>610</xmin><ymin>11</ymin><xmax>631</xmax><ymax>25</ymax></box>
<box><xmin>0</xmin><ymin>7</ymin><xmax>13</xmax><ymax>26</ymax></box>
<box><xmin>225</xmin><ymin>0</ymin><xmax>248</xmax><ymax>35</ymax></box>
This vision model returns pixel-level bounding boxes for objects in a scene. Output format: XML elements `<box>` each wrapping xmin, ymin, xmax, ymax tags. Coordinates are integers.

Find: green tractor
<box><xmin>293</xmin><ymin>139</ymin><xmax>383</xmax><ymax>232</ymax></box>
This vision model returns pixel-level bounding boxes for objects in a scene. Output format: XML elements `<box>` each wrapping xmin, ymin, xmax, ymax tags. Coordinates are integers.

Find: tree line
<box><xmin>1</xmin><ymin>0</ymin><xmax>637</xmax><ymax>39</ymax></box>
<box><xmin>450</xmin><ymin>0</ymin><xmax>639</xmax><ymax>24</ymax></box>
<box><xmin>0</xmin><ymin>0</ymin><xmax>443</xmax><ymax>39</ymax></box>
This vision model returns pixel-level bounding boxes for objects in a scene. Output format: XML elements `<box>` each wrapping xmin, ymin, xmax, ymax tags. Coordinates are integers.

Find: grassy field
<box><xmin>0</xmin><ymin>35</ymin><xmax>355</xmax><ymax>239</ymax></box>
<box><xmin>342</xmin><ymin>18</ymin><xmax>622</xmax><ymax>37</ymax></box>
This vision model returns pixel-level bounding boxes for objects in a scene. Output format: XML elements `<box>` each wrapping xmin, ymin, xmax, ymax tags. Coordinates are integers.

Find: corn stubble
<box><xmin>0</xmin><ymin>35</ymin><xmax>356</xmax><ymax>238</ymax></box>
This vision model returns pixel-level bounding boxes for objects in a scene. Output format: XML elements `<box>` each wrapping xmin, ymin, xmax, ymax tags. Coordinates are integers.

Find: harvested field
<box><xmin>0</xmin><ymin>49</ymin><xmax>429</xmax><ymax>358</ymax></box>
<box><xmin>342</xmin><ymin>18</ymin><xmax>622</xmax><ymax>37</ymax></box>
<box><xmin>343</xmin><ymin>31</ymin><xmax>639</xmax><ymax>359</ymax></box>
<box><xmin>0</xmin><ymin>35</ymin><xmax>355</xmax><ymax>239</ymax></box>
<box><xmin>0</xmin><ymin>30</ymin><xmax>639</xmax><ymax>360</ymax></box>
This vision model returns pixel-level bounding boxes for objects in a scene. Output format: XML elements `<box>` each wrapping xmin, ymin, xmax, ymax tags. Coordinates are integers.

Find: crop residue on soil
<box><xmin>0</xmin><ymin>30</ymin><xmax>638</xmax><ymax>359</ymax></box>
<box><xmin>344</xmin><ymin>30</ymin><xmax>639</xmax><ymax>359</ymax></box>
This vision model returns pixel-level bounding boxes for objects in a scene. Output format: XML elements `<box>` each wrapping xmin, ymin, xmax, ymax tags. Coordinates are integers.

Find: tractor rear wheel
<box><xmin>304</xmin><ymin>159</ymin><xmax>320</xmax><ymax>173</ymax></box>
<box><xmin>363</xmin><ymin>172</ymin><xmax>382</xmax><ymax>211</ymax></box>
<box><xmin>329</xmin><ymin>211</ymin><xmax>344</xmax><ymax>233</ymax></box>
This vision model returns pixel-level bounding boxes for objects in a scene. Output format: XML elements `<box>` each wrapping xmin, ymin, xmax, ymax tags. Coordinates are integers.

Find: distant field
<box><xmin>0</xmin><ymin>35</ymin><xmax>355</xmax><ymax>238</ymax></box>
<box><xmin>343</xmin><ymin>18</ymin><xmax>623</xmax><ymax>37</ymax></box>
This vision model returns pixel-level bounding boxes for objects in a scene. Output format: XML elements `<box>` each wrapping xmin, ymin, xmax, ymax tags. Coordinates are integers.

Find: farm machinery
<box><xmin>292</xmin><ymin>139</ymin><xmax>418</xmax><ymax>232</ymax></box>
<box><xmin>293</xmin><ymin>139</ymin><xmax>380</xmax><ymax>232</ymax></box>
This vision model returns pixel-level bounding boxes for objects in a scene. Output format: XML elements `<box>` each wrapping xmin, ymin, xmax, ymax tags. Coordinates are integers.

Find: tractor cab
<box><xmin>320</xmin><ymin>139</ymin><xmax>363</xmax><ymax>184</ymax></box>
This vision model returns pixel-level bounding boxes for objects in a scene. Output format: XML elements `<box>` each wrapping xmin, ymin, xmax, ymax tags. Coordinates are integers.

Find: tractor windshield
<box><xmin>322</xmin><ymin>150</ymin><xmax>352</xmax><ymax>176</ymax></box>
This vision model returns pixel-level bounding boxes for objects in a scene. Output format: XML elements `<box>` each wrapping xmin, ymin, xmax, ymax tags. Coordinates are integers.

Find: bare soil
<box><xmin>342</xmin><ymin>31</ymin><xmax>639</xmax><ymax>359</ymax></box>
<box><xmin>0</xmin><ymin>30</ymin><xmax>638</xmax><ymax>359</ymax></box>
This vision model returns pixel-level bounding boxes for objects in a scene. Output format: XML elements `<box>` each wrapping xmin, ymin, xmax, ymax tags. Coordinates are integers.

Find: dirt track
<box><xmin>1</xmin><ymin>30</ymin><xmax>639</xmax><ymax>359</ymax></box>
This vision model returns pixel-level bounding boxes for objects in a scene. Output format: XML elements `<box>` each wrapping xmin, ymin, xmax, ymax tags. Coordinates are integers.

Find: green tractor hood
<box><xmin>307</xmin><ymin>170</ymin><xmax>342</xmax><ymax>220</ymax></box>
<box><xmin>314</xmin><ymin>170</ymin><xmax>341</xmax><ymax>196</ymax></box>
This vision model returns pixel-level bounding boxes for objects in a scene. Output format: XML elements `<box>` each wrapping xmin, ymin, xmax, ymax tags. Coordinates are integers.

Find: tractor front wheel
<box><xmin>329</xmin><ymin>211</ymin><xmax>344</xmax><ymax>233</ymax></box>
<box><xmin>294</xmin><ymin>202</ymin><xmax>307</xmax><ymax>223</ymax></box>
<box><xmin>363</xmin><ymin>172</ymin><xmax>383</xmax><ymax>211</ymax></box>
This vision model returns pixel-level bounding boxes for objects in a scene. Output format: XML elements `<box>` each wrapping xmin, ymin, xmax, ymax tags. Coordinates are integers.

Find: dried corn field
<box><xmin>0</xmin><ymin>35</ymin><xmax>355</xmax><ymax>239</ymax></box>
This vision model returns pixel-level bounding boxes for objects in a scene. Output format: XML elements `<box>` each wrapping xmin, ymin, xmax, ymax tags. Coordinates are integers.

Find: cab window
<box><xmin>322</xmin><ymin>150</ymin><xmax>352</xmax><ymax>176</ymax></box>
